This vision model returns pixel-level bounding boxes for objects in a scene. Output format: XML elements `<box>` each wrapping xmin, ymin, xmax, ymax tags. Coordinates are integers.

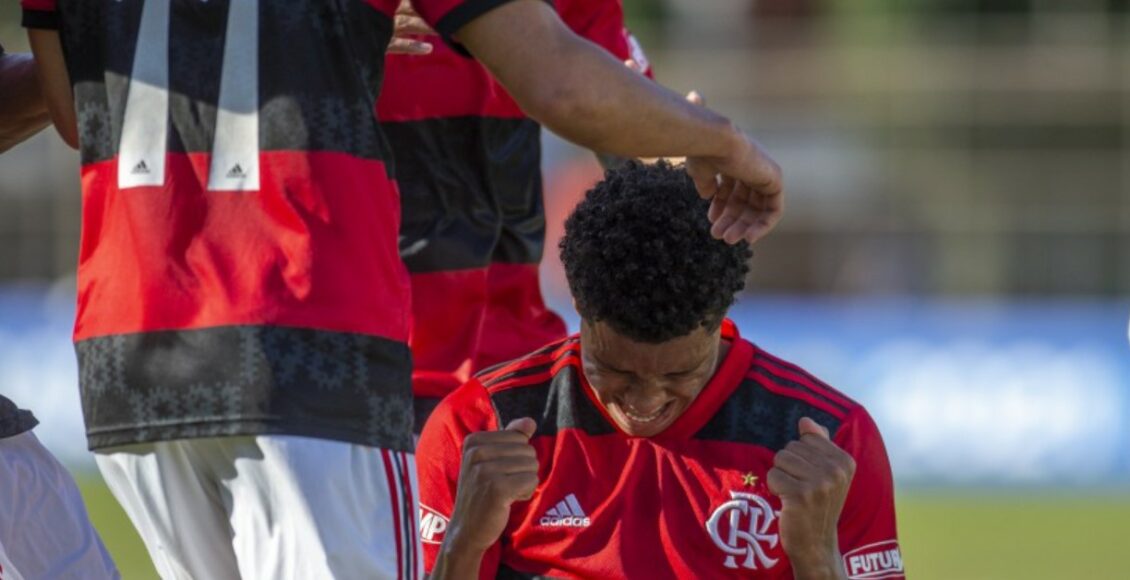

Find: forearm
<box><xmin>429</xmin><ymin>538</ymin><xmax>486</xmax><ymax>580</ymax></box>
<box><xmin>459</xmin><ymin>1</ymin><xmax>742</xmax><ymax>161</ymax></box>
<box><xmin>525</xmin><ymin>38</ymin><xmax>736</xmax><ymax>159</ymax></box>
<box><xmin>0</xmin><ymin>53</ymin><xmax>51</xmax><ymax>153</ymax></box>
<box><xmin>791</xmin><ymin>558</ymin><xmax>848</xmax><ymax>580</ymax></box>
<box><xmin>788</xmin><ymin>540</ymin><xmax>847</xmax><ymax>580</ymax></box>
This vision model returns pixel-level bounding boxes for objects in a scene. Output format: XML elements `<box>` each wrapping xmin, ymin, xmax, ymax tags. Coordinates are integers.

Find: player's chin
<box><xmin>612</xmin><ymin>400</ymin><xmax>679</xmax><ymax>437</ymax></box>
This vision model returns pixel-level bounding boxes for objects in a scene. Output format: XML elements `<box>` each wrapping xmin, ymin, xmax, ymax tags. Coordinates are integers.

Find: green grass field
<box><xmin>77</xmin><ymin>476</ymin><xmax>1130</xmax><ymax>579</ymax></box>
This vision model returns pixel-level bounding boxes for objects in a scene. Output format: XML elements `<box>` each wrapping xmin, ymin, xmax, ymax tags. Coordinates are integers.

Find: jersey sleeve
<box><xmin>411</xmin><ymin>0</ymin><xmax>528</xmax><ymax>53</ymax></box>
<box><xmin>21</xmin><ymin>0</ymin><xmax>60</xmax><ymax>30</ymax></box>
<box><xmin>832</xmin><ymin>407</ymin><xmax>906</xmax><ymax>580</ymax></box>
<box><xmin>416</xmin><ymin>379</ymin><xmax>504</xmax><ymax>578</ymax></box>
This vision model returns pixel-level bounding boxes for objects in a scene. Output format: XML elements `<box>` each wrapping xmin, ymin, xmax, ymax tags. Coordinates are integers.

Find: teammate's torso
<box><xmin>46</xmin><ymin>0</ymin><xmax>414</xmax><ymax>450</ymax></box>
<box><xmin>57</xmin><ymin>0</ymin><xmax>406</xmax><ymax>340</ymax></box>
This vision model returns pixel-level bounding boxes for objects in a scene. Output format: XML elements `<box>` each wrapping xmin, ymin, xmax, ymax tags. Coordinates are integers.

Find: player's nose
<box><xmin>622</xmin><ymin>387</ymin><xmax>668</xmax><ymax>415</ymax></box>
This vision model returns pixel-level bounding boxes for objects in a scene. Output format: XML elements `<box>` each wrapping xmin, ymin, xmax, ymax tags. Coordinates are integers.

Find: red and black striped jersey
<box><xmin>16</xmin><ymin>0</ymin><xmax>516</xmax><ymax>452</ymax></box>
<box><xmin>377</xmin><ymin>0</ymin><xmax>649</xmax><ymax>276</ymax></box>
<box><xmin>416</xmin><ymin>321</ymin><xmax>905</xmax><ymax>579</ymax></box>
<box><xmin>378</xmin><ymin>0</ymin><xmax>648</xmax><ymax>408</ymax></box>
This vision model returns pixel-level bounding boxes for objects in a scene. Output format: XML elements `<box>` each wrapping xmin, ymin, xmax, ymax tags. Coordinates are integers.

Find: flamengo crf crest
<box><xmin>706</xmin><ymin>491</ymin><xmax>781</xmax><ymax>570</ymax></box>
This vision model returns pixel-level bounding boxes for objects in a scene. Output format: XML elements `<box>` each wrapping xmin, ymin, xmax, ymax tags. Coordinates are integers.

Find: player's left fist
<box><xmin>767</xmin><ymin>417</ymin><xmax>854</xmax><ymax>580</ymax></box>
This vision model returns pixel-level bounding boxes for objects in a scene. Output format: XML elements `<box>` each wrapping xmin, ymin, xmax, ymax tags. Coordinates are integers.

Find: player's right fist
<box><xmin>446</xmin><ymin>417</ymin><xmax>540</xmax><ymax>553</ymax></box>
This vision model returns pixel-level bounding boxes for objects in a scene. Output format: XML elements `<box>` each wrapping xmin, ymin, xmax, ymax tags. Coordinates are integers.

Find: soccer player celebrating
<box><xmin>22</xmin><ymin>0</ymin><xmax>782</xmax><ymax>576</ymax></box>
<box><xmin>417</xmin><ymin>162</ymin><xmax>903</xmax><ymax>579</ymax></box>
<box><xmin>379</xmin><ymin>0</ymin><xmax>652</xmax><ymax>429</ymax></box>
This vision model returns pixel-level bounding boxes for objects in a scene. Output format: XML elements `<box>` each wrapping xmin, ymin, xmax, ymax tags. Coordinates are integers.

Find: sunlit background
<box><xmin>2</xmin><ymin>1</ymin><xmax>1129</xmax><ymax>578</ymax></box>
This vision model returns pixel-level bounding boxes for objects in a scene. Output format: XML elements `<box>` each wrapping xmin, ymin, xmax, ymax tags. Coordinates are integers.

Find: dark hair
<box><xmin>560</xmin><ymin>161</ymin><xmax>751</xmax><ymax>343</ymax></box>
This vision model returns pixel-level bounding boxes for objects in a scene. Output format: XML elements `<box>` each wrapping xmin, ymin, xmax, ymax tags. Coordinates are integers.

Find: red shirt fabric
<box><xmin>417</xmin><ymin>321</ymin><xmax>904</xmax><ymax>579</ymax></box>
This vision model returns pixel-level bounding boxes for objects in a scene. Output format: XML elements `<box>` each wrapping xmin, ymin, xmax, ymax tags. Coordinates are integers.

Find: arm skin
<box><xmin>25</xmin><ymin>29</ymin><xmax>78</xmax><ymax>149</ymax></box>
<box><xmin>429</xmin><ymin>418</ymin><xmax>540</xmax><ymax>580</ymax></box>
<box><xmin>454</xmin><ymin>0</ymin><xmax>783</xmax><ymax>244</ymax></box>
<box><xmin>769</xmin><ymin>418</ymin><xmax>854</xmax><ymax>580</ymax></box>
<box><xmin>0</xmin><ymin>51</ymin><xmax>52</xmax><ymax>153</ymax></box>
<box><xmin>430</xmin><ymin>541</ymin><xmax>486</xmax><ymax>580</ymax></box>
<box><xmin>455</xmin><ymin>1</ymin><xmax>735</xmax><ymax>160</ymax></box>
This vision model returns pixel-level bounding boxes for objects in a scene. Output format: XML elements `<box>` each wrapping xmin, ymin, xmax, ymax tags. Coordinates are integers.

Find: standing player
<box><xmin>418</xmin><ymin>163</ymin><xmax>903</xmax><ymax>579</ymax></box>
<box><xmin>23</xmin><ymin>0</ymin><xmax>783</xmax><ymax>577</ymax></box>
<box><xmin>379</xmin><ymin>0</ymin><xmax>651</xmax><ymax>428</ymax></box>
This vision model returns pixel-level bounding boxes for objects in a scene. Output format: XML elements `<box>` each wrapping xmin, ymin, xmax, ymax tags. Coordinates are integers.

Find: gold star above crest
<box><xmin>741</xmin><ymin>472</ymin><xmax>758</xmax><ymax>487</ymax></box>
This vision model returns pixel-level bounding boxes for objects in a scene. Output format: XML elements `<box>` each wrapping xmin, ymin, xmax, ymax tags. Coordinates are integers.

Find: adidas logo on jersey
<box><xmin>226</xmin><ymin>164</ymin><xmax>246</xmax><ymax>178</ymax></box>
<box><xmin>539</xmin><ymin>493</ymin><xmax>591</xmax><ymax>527</ymax></box>
<box><xmin>131</xmin><ymin>160</ymin><xmax>150</xmax><ymax>175</ymax></box>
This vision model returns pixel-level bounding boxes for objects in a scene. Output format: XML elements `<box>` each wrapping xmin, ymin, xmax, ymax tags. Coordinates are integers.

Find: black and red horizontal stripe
<box><xmin>487</xmin><ymin>366</ymin><xmax>616</xmax><ymax>439</ymax></box>
<box><xmin>77</xmin><ymin>324</ymin><xmax>413</xmax><ymax>451</ymax></box>
<box><xmin>755</xmin><ymin>351</ymin><xmax>856</xmax><ymax>411</ymax></box>
<box><xmin>478</xmin><ymin>339</ymin><xmax>579</xmax><ymax>387</ymax></box>
<box><xmin>476</xmin><ymin>339</ymin><xmax>568</xmax><ymax>383</ymax></box>
<box><xmin>408</xmin><ymin>337</ymin><xmax>575</xmax><ymax>433</ymax></box>
<box><xmin>27</xmin><ymin>0</ymin><xmax>414</xmax><ymax>449</ymax></box>
<box><xmin>378</xmin><ymin>0</ymin><xmax>642</xmax><ymax>275</ymax></box>
<box><xmin>689</xmin><ymin>346</ymin><xmax>857</xmax><ymax>449</ymax></box>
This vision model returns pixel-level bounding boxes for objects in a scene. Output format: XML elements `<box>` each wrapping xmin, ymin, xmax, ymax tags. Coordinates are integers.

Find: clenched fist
<box><xmin>445</xmin><ymin>417</ymin><xmax>540</xmax><ymax>554</ymax></box>
<box><xmin>767</xmin><ymin>417</ymin><xmax>855</xmax><ymax>580</ymax></box>
<box><xmin>387</xmin><ymin>0</ymin><xmax>435</xmax><ymax>55</ymax></box>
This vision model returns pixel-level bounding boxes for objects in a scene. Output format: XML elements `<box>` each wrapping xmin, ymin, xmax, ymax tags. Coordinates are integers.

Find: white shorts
<box><xmin>95</xmin><ymin>436</ymin><xmax>421</xmax><ymax>580</ymax></box>
<box><xmin>0</xmin><ymin>431</ymin><xmax>118</xmax><ymax>580</ymax></box>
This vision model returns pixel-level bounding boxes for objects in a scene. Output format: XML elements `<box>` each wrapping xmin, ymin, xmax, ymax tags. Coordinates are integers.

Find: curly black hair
<box><xmin>560</xmin><ymin>161</ymin><xmax>751</xmax><ymax>343</ymax></box>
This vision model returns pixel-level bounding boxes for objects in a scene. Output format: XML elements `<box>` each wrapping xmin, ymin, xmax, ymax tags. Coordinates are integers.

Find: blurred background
<box><xmin>2</xmin><ymin>0</ymin><xmax>1129</xmax><ymax>578</ymax></box>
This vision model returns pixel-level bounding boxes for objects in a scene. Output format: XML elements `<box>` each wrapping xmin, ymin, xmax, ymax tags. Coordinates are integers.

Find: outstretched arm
<box><xmin>444</xmin><ymin>0</ymin><xmax>783</xmax><ymax>244</ymax></box>
<box><xmin>455</xmin><ymin>2</ymin><xmax>732</xmax><ymax>160</ymax></box>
